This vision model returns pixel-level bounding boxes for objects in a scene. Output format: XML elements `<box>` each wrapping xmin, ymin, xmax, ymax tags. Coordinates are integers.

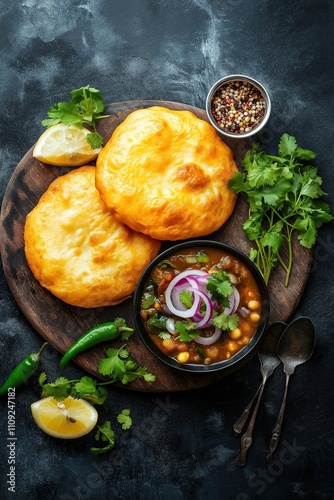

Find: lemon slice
<box><xmin>31</xmin><ymin>396</ymin><xmax>98</xmax><ymax>439</ymax></box>
<box><xmin>33</xmin><ymin>123</ymin><xmax>102</xmax><ymax>166</ymax></box>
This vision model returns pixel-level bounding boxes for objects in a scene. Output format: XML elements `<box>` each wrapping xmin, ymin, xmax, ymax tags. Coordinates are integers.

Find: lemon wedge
<box><xmin>33</xmin><ymin>123</ymin><xmax>102</xmax><ymax>166</ymax></box>
<box><xmin>31</xmin><ymin>396</ymin><xmax>98</xmax><ymax>439</ymax></box>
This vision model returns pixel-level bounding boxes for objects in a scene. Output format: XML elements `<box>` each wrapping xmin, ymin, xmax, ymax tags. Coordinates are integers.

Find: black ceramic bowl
<box><xmin>133</xmin><ymin>240</ymin><xmax>270</xmax><ymax>373</ymax></box>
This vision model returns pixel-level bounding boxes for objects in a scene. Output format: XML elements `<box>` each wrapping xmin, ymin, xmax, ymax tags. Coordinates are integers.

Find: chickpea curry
<box><xmin>139</xmin><ymin>247</ymin><xmax>262</xmax><ymax>366</ymax></box>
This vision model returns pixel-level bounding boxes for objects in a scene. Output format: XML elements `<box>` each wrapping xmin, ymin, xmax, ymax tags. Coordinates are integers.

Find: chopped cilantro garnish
<box><xmin>212</xmin><ymin>312</ymin><xmax>239</xmax><ymax>331</ymax></box>
<box><xmin>174</xmin><ymin>320</ymin><xmax>199</xmax><ymax>342</ymax></box>
<box><xmin>90</xmin><ymin>421</ymin><xmax>116</xmax><ymax>454</ymax></box>
<box><xmin>117</xmin><ymin>409</ymin><xmax>132</xmax><ymax>430</ymax></box>
<box><xmin>206</xmin><ymin>270</ymin><xmax>233</xmax><ymax>306</ymax></box>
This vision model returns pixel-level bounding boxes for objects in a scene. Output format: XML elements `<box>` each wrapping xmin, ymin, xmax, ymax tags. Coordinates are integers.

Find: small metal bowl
<box><xmin>133</xmin><ymin>240</ymin><xmax>270</xmax><ymax>374</ymax></box>
<box><xmin>206</xmin><ymin>74</ymin><xmax>271</xmax><ymax>139</ymax></box>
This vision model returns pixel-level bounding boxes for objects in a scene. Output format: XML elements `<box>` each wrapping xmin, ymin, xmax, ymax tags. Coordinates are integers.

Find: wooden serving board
<box><xmin>0</xmin><ymin>100</ymin><xmax>313</xmax><ymax>392</ymax></box>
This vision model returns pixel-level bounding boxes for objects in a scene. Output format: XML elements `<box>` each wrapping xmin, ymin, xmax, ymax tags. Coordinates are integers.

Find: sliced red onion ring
<box><xmin>185</xmin><ymin>287</ymin><xmax>214</xmax><ymax>328</ymax></box>
<box><xmin>194</xmin><ymin>326</ymin><xmax>222</xmax><ymax>345</ymax></box>
<box><xmin>165</xmin><ymin>270</ymin><xmax>211</xmax><ymax>318</ymax></box>
<box><xmin>166</xmin><ymin>318</ymin><xmax>177</xmax><ymax>333</ymax></box>
<box><xmin>224</xmin><ymin>285</ymin><xmax>240</xmax><ymax>316</ymax></box>
<box><xmin>238</xmin><ymin>307</ymin><xmax>250</xmax><ymax>318</ymax></box>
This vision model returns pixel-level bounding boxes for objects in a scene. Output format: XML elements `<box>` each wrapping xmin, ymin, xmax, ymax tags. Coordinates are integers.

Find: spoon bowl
<box><xmin>266</xmin><ymin>316</ymin><xmax>316</xmax><ymax>462</ymax></box>
<box><xmin>235</xmin><ymin>321</ymin><xmax>286</xmax><ymax>466</ymax></box>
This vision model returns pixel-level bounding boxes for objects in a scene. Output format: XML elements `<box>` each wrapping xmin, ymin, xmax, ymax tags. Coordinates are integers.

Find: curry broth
<box><xmin>140</xmin><ymin>247</ymin><xmax>262</xmax><ymax>365</ymax></box>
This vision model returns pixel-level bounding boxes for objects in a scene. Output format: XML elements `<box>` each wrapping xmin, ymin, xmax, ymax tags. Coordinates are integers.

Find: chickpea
<box><xmin>162</xmin><ymin>338</ymin><xmax>176</xmax><ymax>352</ymax></box>
<box><xmin>205</xmin><ymin>346</ymin><xmax>219</xmax><ymax>359</ymax></box>
<box><xmin>248</xmin><ymin>300</ymin><xmax>260</xmax><ymax>310</ymax></box>
<box><xmin>175</xmin><ymin>342</ymin><xmax>189</xmax><ymax>352</ymax></box>
<box><xmin>229</xmin><ymin>327</ymin><xmax>242</xmax><ymax>340</ymax></box>
<box><xmin>227</xmin><ymin>341</ymin><xmax>238</xmax><ymax>352</ymax></box>
<box><xmin>226</xmin><ymin>352</ymin><xmax>231</xmax><ymax>359</ymax></box>
<box><xmin>204</xmin><ymin>357</ymin><xmax>212</xmax><ymax>365</ymax></box>
<box><xmin>238</xmin><ymin>319</ymin><xmax>253</xmax><ymax>336</ymax></box>
<box><xmin>240</xmin><ymin>336</ymin><xmax>250</xmax><ymax>346</ymax></box>
<box><xmin>250</xmin><ymin>312</ymin><xmax>260</xmax><ymax>323</ymax></box>
<box><xmin>226</xmin><ymin>272</ymin><xmax>239</xmax><ymax>285</ymax></box>
<box><xmin>177</xmin><ymin>352</ymin><xmax>189</xmax><ymax>363</ymax></box>
<box><xmin>192</xmin><ymin>354</ymin><xmax>201</xmax><ymax>363</ymax></box>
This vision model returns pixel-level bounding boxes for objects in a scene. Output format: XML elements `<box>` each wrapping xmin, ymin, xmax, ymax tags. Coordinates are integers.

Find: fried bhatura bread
<box><xmin>95</xmin><ymin>106</ymin><xmax>238</xmax><ymax>240</ymax></box>
<box><xmin>24</xmin><ymin>166</ymin><xmax>161</xmax><ymax>308</ymax></box>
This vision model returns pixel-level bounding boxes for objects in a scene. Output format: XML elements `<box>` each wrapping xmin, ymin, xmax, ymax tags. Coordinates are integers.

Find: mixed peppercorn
<box><xmin>211</xmin><ymin>80</ymin><xmax>266</xmax><ymax>134</ymax></box>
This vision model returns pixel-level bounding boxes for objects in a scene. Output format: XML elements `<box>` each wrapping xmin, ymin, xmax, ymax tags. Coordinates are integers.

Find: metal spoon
<box><xmin>266</xmin><ymin>316</ymin><xmax>316</xmax><ymax>462</ymax></box>
<box><xmin>235</xmin><ymin>321</ymin><xmax>286</xmax><ymax>467</ymax></box>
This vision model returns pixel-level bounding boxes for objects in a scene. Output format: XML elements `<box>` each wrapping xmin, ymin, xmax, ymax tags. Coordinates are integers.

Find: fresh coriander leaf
<box><xmin>295</xmin><ymin>146</ymin><xmax>316</xmax><ymax>161</ymax></box>
<box><xmin>74</xmin><ymin>376</ymin><xmax>97</xmax><ymax>396</ymax></box>
<box><xmin>243</xmin><ymin>212</ymin><xmax>264</xmax><ymax>241</ymax></box>
<box><xmin>90</xmin><ymin>421</ymin><xmax>116</xmax><ymax>454</ymax></box>
<box><xmin>113</xmin><ymin>317</ymin><xmax>135</xmax><ymax>340</ymax></box>
<box><xmin>179</xmin><ymin>289</ymin><xmax>193</xmax><ymax>308</ymax></box>
<box><xmin>262</xmin><ymin>222</ymin><xmax>284</xmax><ymax>254</ymax></box>
<box><xmin>98</xmin><ymin>347</ymin><xmax>128</xmax><ymax>379</ymax></box>
<box><xmin>227</xmin><ymin>171</ymin><xmax>248</xmax><ymax>193</ymax></box>
<box><xmin>147</xmin><ymin>314</ymin><xmax>168</xmax><ymax>331</ymax></box>
<box><xmin>300</xmin><ymin>174</ymin><xmax>325</xmax><ymax>199</ymax></box>
<box><xmin>142</xmin><ymin>372</ymin><xmax>156</xmax><ymax>382</ymax></box>
<box><xmin>41</xmin><ymin>377</ymin><xmax>71</xmax><ymax>401</ymax></box>
<box><xmin>39</xmin><ymin>372</ymin><xmax>47</xmax><ymax>386</ymax></box>
<box><xmin>141</xmin><ymin>285</ymin><xmax>156</xmax><ymax>309</ymax></box>
<box><xmin>212</xmin><ymin>313</ymin><xmax>239</xmax><ymax>331</ymax></box>
<box><xmin>297</xmin><ymin>218</ymin><xmax>317</xmax><ymax>248</ymax></box>
<box><xmin>174</xmin><ymin>320</ymin><xmax>199</xmax><ymax>342</ymax></box>
<box><xmin>206</xmin><ymin>270</ymin><xmax>233</xmax><ymax>304</ymax></box>
<box><xmin>87</xmin><ymin>132</ymin><xmax>103</xmax><ymax>150</ymax></box>
<box><xmin>117</xmin><ymin>409</ymin><xmax>132</xmax><ymax>430</ymax></box>
<box><xmin>121</xmin><ymin>367</ymin><xmax>156</xmax><ymax>385</ymax></box>
<box><xmin>278</xmin><ymin>134</ymin><xmax>297</xmax><ymax>157</ymax></box>
<box><xmin>158</xmin><ymin>331</ymin><xmax>171</xmax><ymax>340</ymax></box>
<box><xmin>249</xmin><ymin>248</ymin><xmax>258</xmax><ymax>262</ymax></box>
<box><xmin>82</xmin><ymin>386</ymin><xmax>108</xmax><ymax>406</ymax></box>
<box><xmin>97</xmin><ymin>345</ymin><xmax>156</xmax><ymax>385</ymax></box>
<box><xmin>246</xmin><ymin>160</ymin><xmax>279</xmax><ymax>188</ymax></box>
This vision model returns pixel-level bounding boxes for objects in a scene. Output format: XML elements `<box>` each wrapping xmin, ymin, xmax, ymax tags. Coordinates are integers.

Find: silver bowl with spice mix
<box><xmin>206</xmin><ymin>74</ymin><xmax>271</xmax><ymax>139</ymax></box>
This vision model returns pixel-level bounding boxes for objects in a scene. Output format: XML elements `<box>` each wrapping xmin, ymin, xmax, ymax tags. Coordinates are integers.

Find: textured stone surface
<box><xmin>0</xmin><ymin>1</ymin><xmax>334</xmax><ymax>499</ymax></box>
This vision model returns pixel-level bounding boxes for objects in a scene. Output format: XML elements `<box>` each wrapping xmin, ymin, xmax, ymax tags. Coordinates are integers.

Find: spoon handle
<box><xmin>266</xmin><ymin>373</ymin><xmax>291</xmax><ymax>462</ymax></box>
<box><xmin>233</xmin><ymin>383</ymin><xmax>262</xmax><ymax>436</ymax></box>
<box><xmin>235</xmin><ymin>379</ymin><xmax>266</xmax><ymax>467</ymax></box>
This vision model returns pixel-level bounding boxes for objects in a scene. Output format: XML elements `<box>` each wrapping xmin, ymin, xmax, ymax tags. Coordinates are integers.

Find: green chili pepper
<box><xmin>59</xmin><ymin>318</ymin><xmax>134</xmax><ymax>369</ymax></box>
<box><xmin>0</xmin><ymin>342</ymin><xmax>48</xmax><ymax>396</ymax></box>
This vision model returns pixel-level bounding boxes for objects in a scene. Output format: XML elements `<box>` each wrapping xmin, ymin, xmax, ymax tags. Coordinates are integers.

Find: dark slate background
<box><xmin>1</xmin><ymin>1</ymin><xmax>333</xmax><ymax>499</ymax></box>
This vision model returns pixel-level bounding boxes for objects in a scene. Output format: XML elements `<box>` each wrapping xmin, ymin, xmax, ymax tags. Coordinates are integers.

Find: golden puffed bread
<box><xmin>95</xmin><ymin>106</ymin><xmax>238</xmax><ymax>240</ymax></box>
<box><xmin>24</xmin><ymin>166</ymin><xmax>160</xmax><ymax>308</ymax></box>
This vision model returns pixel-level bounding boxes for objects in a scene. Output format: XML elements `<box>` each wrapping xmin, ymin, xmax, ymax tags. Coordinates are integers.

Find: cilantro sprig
<box><xmin>38</xmin><ymin>342</ymin><xmax>154</xmax><ymax>453</ymax></box>
<box><xmin>90</xmin><ymin>421</ymin><xmax>116</xmax><ymax>454</ymax></box>
<box><xmin>206</xmin><ymin>270</ymin><xmax>233</xmax><ymax>306</ymax></box>
<box><xmin>41</xmin><ymin>85</ymin><xmax>109</xmax><ymax>149</ymax></box>
<box><xmin>98</xmin><ymin>345</ymin><xmax>156</xmax><ymax>385</ymax></box>
<box><xmin>228</xmin><ymin>134</ymin><xmax>334</xmax><ymax>286</ymax></box>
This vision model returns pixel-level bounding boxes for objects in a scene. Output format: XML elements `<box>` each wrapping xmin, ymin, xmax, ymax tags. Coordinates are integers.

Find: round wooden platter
<box><xmin>0</xmin><ymin>100</ymin><xmax>313</xmax><ymax>392</ymax></box>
